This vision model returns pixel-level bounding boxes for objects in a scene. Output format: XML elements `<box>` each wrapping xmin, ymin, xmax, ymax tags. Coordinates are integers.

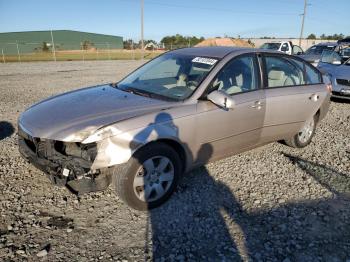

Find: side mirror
<box><xmin>296</xmin><ymin>51</ymin><xmax>303</xmax><ymax>55</ymax></box>
<box><xmin>332</xmin><ymin>60</ymin><xmax>341</xmax><ymax>65</ymax></box>
<box><xmin>207</xmin><ymin>90</ymin><xmax>235</xmax><ymax>110</ymax></box>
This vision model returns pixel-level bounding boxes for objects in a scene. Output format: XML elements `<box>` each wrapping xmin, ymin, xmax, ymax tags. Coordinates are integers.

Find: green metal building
<box><xmin>0</xmin><ymin>30</ymin><xmax>123</xmax><ymax>54</ymax></box>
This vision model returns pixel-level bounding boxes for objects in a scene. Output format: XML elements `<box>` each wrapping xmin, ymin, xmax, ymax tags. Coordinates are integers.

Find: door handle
<box><xmin>309</xmin><ymin>94</ymin><xmax>319</xmax><ymax>102</ymax></box>
<box><xmin>251</xmin><ymin>100</ymin><xmax>264</xmax><ymax>109</ymax></box>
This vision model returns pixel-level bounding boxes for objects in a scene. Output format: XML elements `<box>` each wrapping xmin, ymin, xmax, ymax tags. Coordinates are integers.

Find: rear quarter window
<box><xmin>305</xmin><ymin>64</ymin><xmax>322</xmax><ymax>84</ymax></box>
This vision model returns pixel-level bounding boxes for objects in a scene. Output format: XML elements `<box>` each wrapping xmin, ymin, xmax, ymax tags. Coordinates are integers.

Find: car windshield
<box><xmin>260</xmin><ymin>43</ymin><xmax>280</xmax><ymax>50</ymax></box>
<box><xmin>320</xmin><ymin>50</ymin><xmax>342</xmax><ymax>65</ymax></box>
<box><xmin>305</xmin><ymin>45</ymin><xmax>336</xmax><ymax>55</ymax></box>
<box><xmin>340</xmin><ymin>47</ymin><xmax>350</xmax><ymax>58</ymax></box>
<box><xmin>117</xmin><ymin>53</ymin><xmax>218</xmax><ymax>100</ymax></box>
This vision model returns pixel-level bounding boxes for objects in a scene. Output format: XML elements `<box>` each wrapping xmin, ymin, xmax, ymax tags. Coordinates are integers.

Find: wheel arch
<box><xmin>133</xmin><ymin>138</ymin><xmax>188</xmax><ymax>173</ymax></box>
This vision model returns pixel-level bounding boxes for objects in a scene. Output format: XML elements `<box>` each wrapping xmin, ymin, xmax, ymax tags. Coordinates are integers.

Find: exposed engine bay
<box><xmin>18</xmin><ymin>126</ymin><xmax>113</xmax><ymax>194</ymax></box>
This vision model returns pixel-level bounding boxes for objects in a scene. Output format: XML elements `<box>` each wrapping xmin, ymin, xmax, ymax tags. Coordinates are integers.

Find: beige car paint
<box><xmin>18</xmin><ymin>48</ymin><xmax>330</xmax><ymax>176</ymax></box>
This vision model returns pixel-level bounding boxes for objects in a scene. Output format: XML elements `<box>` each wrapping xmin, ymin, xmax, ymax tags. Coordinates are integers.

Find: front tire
<box><xmin>113</xmin><ymin>143</ymin><xmax>182</xmax><ymax>211</ymax></box>
<box><xmin>285</xmin><ymin>115</ymin><xmax>317</xmax><ymax>148</ymax></box>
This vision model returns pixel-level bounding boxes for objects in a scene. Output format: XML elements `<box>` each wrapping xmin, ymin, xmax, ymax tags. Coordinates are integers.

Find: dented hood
<box><xmin>19</xmin><ymin>84</ymin><xmax>174</xmax><ymax>142</ymax></box>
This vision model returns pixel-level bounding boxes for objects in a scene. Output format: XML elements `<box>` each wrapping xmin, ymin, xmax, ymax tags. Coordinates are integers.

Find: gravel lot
<box><xmin>0</xmin><ymin>61</ymin><xmax>349</xmax><ymax>261</ymax></box>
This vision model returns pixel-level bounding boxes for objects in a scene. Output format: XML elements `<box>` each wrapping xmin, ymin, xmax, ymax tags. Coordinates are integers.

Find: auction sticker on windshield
<box><xmin>192</xmin><ymin>57</ymin><xmax>218</xmax><ymax>65</ymax></box>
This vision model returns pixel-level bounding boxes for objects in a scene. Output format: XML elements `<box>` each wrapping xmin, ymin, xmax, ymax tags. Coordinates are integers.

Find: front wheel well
<box><xmin>134</xmin><ymin>139</ymin><xmax>187</xmax><ymax>173</ymax></box>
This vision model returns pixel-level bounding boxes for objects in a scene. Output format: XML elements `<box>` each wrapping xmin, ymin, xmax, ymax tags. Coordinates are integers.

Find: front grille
<box><xmin>24</xmin><ymin>138</ymin><xmax>37</xmax><ymax>152</ymax></box>
<box><xmin>36</xmin><ymin>141</ymin><xmax>48</xmax><ymax>158</ymax></box>
<box><xmin>336</xmin><ymin>79</ymin><xmax>350</xmax><ymax>86</ymax></box>
<box><xmin>332</xmin><ymin>91</ymin><xmax>350</xmax><ymax>97</ymax></box>
<box><xmin>18</xmin><ymin>125</ymin><xmax>43</xmax><ymax>155</ymax></box>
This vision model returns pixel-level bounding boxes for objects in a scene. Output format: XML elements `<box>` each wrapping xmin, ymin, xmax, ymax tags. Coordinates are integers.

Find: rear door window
<box><xmin>264</xmin><ymin>56</ymin><xmax>305</xmax><ymax>87</ymax></box>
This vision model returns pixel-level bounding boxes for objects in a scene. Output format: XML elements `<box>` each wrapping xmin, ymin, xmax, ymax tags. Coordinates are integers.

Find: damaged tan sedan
<box><xmin>18</xmin><ymin>47</ymin><xmax>330</xmax><ymax>210</ymax></box>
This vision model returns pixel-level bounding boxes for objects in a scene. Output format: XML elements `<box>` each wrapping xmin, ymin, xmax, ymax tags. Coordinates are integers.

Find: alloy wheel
<box><xmin>133</xmin><ymin>156</ymin><xmax>175</xmax><ymax>202</ymax></box>
<box><xmin>298</xmin><ymin>118</ymin><xmax>315</xmax><ymax>144</ymax></box>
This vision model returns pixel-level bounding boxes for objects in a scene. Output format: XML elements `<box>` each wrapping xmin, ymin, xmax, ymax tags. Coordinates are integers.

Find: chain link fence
<box><xmin>0</xmin><ymin>41</ymin><xmax>165</xmax><ymax>63</ymax></box>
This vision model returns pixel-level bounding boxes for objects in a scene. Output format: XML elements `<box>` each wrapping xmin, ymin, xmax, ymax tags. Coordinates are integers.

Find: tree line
<box><xmin>306</xmin><ymin>33</ymin><xmax>350</xmax><ymax>40</ymax></box>
<box><xmin>160</xmin><ymin>34</ymin><xmax>204</xmax><ymax>48</ymax></box>
<box><xmin>123</xmin><ymin>34</ymin><xmax>205</xmax><ymax>49</ymax></box>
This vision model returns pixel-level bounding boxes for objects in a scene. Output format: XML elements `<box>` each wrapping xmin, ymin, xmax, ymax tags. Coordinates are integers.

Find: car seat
<box><xmin>268</xmin><ymin>67</ymin><xmax>296</xmax><ymax>87</ymax></box>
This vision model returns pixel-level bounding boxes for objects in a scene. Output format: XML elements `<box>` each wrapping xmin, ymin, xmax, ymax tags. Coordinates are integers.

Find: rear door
<box><xmin>261</xmin><ymin>54</ymin><xmax>326</xmax><ymax>143</ymax></box>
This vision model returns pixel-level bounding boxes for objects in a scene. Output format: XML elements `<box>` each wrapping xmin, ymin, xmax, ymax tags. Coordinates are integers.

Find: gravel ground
<box><xmin>0</xmin><ymin>61</ymin><xmax>349</xmax><ymax>261</ymax></box>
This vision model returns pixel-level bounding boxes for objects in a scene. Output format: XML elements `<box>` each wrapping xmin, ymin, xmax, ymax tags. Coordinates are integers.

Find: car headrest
<box><xmin>268</xmin><ymin>69</ymin><xmax>285</xmax><ymax>80</ymax></box>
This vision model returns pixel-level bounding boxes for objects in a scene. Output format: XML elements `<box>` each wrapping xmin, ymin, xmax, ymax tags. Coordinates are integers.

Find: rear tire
<box><xmin>285</xmin><ymin>115</ymin><xmax>317</xmax><ymax>148</ymax></box>
<box><xmin>113</xmin><ymin>142</ymin><xmax>182</xmax><ymax>211</ymax></box>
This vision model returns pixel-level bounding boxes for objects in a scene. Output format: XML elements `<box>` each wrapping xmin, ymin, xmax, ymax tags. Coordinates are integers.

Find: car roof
<box><xmin>337</xmin><ymin>38</ymin><xmax>350</xmax><ymax>44</ymax></box>
<box><xmin>167</xmin><ymin>46</ymin><xmax>255</xmax><ymax>59</ymax></box>
<box><xmin>262</xmin><ymin>41</ymin><xmax>288</xmax><ymax>43</ymax></box>
<box><xmin>315</xmin><ymin>42</ymin><xmax>338</xmax><ymax>47</ymax></box>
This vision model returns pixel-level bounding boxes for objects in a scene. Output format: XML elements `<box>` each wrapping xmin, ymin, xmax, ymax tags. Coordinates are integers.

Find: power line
<box><xmin>119</xmin><ymin>0</ymin><xmax>299</xmax><ymax>16</ymax></box>
<box><xmin>148</xmin><ymin>1</ymin><xmax>299</xmax><ymax>16</ymax></box>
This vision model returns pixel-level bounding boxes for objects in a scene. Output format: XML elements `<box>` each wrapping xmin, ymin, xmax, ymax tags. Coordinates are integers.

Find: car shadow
<box><xmin>130</xmin><ymin>113</ymin><xmax>350</xmax><ymax>260</ymax></box>
<box><xmin>146</xmin><ymin>155</ymin><xmax>350</xmax><ymax>260</ymax></box>
<box><xmin>283</xmin><ymin>152</ymin><xmax>350</xmax><ymax>197</ymax></box>
<box><xmin>145</xmin><ymin>145</ymin><xmax>245</xmax><ymax>261</ymax></box>
<box><xmin>0</xmin><ymin>121</ymin><xmax>15</xmax><ymax>141</ymax></box>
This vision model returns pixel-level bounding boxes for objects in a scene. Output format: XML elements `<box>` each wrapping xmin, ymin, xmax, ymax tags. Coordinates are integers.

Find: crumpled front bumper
<box><xmin>18</xmin><ymin>128</ymin><xmax>113</xmax><ymax>195</ymax></box>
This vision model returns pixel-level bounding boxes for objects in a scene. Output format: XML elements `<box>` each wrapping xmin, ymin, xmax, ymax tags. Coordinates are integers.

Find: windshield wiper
<box><xmin>112</xmin><ymin>84</ymin><xmax>179</xmax><ymax>101</ymax></box>
<box><xmin>110</xmin><ymin>83</ymin><xmax>151</xmax><ymax>97</ymax></box>
<box><xmin>123</xmin><ymin>87</ymin><xmax>153</xmax><ymax>98</ymax></box>
<box><xmin>109</xmin><ymin>82</ymin><xmax>118</xmax><ymax>88</ymax></box>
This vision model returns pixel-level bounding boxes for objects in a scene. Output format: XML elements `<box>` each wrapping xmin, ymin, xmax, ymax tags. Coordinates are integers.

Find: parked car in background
<box><xmin>18</xmin><ymin>47</ymin><xmax>330</xmax><ymax>210</ymax></box>
<box><xmin>337</xmin><ymin>38</ymin><xmax>350</xmax><ymax>45</ymax></box>
<box><xmin>299</xmin><ymin>42</ymin><xmax>338</xmax><ymax>67</ymax></box>
<box><xmin>260</xmin><ymin>41</ymin><xmax>304</xmax><ymax>55</ymax></box>
<box><xmin>337</xmin><ymin>39</ymin><xmax>350</xmax><ymax>63</ymax></box>
<box><xmin>300</xmin><ymin>40</ymin><xmax>350</xmax><ymax>67</ymax></box>
<box><xmin>318</xmin><ymin>50</ymin><xmax>350</xmax><ymax>100</ymax></box>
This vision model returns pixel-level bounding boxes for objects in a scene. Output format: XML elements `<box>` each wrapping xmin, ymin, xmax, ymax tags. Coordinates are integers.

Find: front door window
<box><xmin>210</xmin><ymin>55</ymin><xmax>259</xmax><ymax>95</ymax></box>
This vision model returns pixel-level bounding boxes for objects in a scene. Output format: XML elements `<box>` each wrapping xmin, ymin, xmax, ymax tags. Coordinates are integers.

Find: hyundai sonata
<box><xmin>18</xmin><ymin>47</ymin><xmax>330</xmax><ymax>210</ymax></box>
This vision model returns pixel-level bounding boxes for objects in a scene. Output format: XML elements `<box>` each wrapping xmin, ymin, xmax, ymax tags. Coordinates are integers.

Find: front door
<box><xmin>195</xmin><ymin>54</ymin><xmax>266</xmax><ymax>163</ymax></box>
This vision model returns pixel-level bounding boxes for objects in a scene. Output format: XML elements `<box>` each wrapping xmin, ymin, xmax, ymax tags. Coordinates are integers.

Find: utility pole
<box><xmin>16</xmin><ymin>41</ymin><xmax>21</xmax><ymax>63</ymax></box>
<box><xmin>50</xmin><ymin>30</ymin><xmax>57</xmax><ymax>62</ymax></box>
<box><xmin>141</xmin><ymin>0</ymin><xmax>144</xmax><ymax>60</ymax></box>
<box><xmin>107</xmin><ymin>42</ymin><xmax>111</xmax><ymax>60</ymax></box>
<box><xmin>299</xmin><ymin>0</ymin><xmax>307</xmax><ymax>46</ymax></box>
<box><xmin>1</xmin><ymin>48</ymin><xmax>5</xmax><ymax>63</ymax></box>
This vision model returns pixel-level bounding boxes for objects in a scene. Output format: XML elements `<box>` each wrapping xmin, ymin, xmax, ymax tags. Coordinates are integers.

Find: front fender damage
<box><xmin>91</xmin><ymin>121</ymin><xmax>180</xmax><ymax>170</ymax></box>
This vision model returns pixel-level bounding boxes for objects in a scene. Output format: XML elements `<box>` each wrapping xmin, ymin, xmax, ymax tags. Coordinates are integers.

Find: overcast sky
<box><xmin>0</xmin><ymin>0</ymin><xmax>348</xmax><ymax>41</ymax></box>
